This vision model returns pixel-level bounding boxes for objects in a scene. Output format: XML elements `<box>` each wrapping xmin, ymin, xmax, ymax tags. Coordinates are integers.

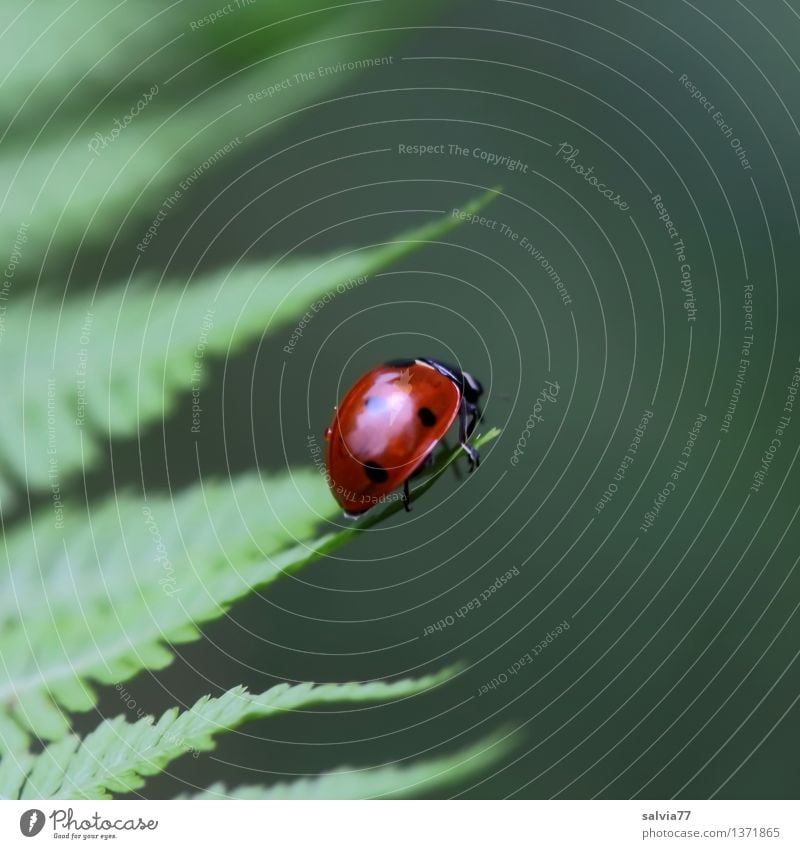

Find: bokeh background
<box><xmin>1</xmin><ymin>0</ymin><xmax>799</xmax><ymax>799</ymax></box>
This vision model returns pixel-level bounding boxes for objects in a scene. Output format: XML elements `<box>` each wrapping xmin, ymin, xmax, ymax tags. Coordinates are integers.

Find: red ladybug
<box><xmin>324</xmin><ymin>358</ymin><xmax>484</xmax><ymax>517</ymax></box>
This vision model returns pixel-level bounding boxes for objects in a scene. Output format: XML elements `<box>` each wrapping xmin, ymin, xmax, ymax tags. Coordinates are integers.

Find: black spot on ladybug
<box><xmin>418</xmin><ymin>406</ymin><xmax>437</xmax><ymax>427</ymax></box>
<box><xmin>363</xmin><ymin>461</ymin><xmax>389</xmax><ymax>483</ymax></box>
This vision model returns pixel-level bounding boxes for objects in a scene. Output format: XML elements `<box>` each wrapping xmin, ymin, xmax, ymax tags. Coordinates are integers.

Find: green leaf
<box><xmin>0</xmin><ymin>190</ymin><xmax>499</xmax><ymax>497</ymax></box>
<box><xmin>0</xmin><ymin>1</ymin><xmax>201</xmax><ymax>139</ymax></box>
<box><xmin>0</xmin><ymin>467</ymin><xmax>337</xmax><ymax>743</ymax></box>
<box><xmin>288</xmin><ymin>429</ymin><xmax>504</xmax><ymax>568</ymax></box>
<box><xmin>3</xmin><ymin>672</ymin><xmax>458</xmax><ymax>800</ymax></box>
<box><xmin>0</xmin><ymin>0</ymin><xmax>448</xmax><ymax>275</ymax></box>
<box><xmin>0</xmin><ymin>429</ymin><xmax>499</xmax><ymax>745</ymax></box>
<box><xmin>0</xmin><ymin>0</ymin><xmax>378</xmax><ymax>140</ymax></box>
<box><xmin>182</xmin><ymin>732</ymin><xmax>514</xmax><ymax>799</ymax></box>
<box><xmin>0</xmin><ymin>478</ymin><xmax>15</xmax><ymax>515</ymax></box>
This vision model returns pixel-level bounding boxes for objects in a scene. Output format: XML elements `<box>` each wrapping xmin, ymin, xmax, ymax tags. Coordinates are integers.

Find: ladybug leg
<box><xmin>440</xmin><ymin>436</ymin><xmax>463</xmax><ymax>480</ymax></box>
<box><xmin>458</xmin><ymin>397</ymin><xmax>481</xmax><ymax>473</ymax></box>
<box><xmin>403</xmin><ymin>449</ymin><xmax>436</xmax><ymax>509</ymax></box>
<box><xmin>466</xmin><ymin>402</ymin><xmax>482</xmax><ymax>437</ymax></box>
<box><xmin>410</xmin><ymin>451</ymin><xmax>436</xmax><ymax>477</ymax></box>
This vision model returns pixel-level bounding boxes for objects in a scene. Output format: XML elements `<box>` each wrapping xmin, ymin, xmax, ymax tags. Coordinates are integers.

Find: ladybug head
<box><xmin>416</xmin><ymin>357</ymin><xmax>483</xmax><ymax>404</ymax></box>
<box><xmin>459</xmin><ymin>369</ymin><xmax>483</xmax><ymax>404</ymax></box>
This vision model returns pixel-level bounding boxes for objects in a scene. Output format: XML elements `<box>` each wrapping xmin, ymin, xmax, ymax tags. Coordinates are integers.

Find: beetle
<box><xmin>324</xmin><ymin>358</ymin><xmax>484</xmax><ymax>517</ymax></box>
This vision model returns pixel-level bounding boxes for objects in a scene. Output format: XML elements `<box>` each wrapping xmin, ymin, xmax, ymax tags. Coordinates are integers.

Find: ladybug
<box><xmin>324</xmin><ymin>358</ymin><xmax>484</xmax><ymax>517</ymax></box>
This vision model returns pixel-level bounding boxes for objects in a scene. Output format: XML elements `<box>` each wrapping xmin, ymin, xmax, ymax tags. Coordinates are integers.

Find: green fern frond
<box><xmin>0</xmin><ymin>191</ymin><xmax>498</xmax><ymax>497</ymax></box>
<box><xmin>0</xmin><ymin>478</ymin><xmax>15</xmax><ymax>515</ymax></box>
<box><xmin>1</xmin><ymin>672</ymin><xmax>458</xmax><ymax>800</ymax></box>
<box><xmin>291</xmin><ymin>429</ymin><xmax>504</xmax><ymax>563</ymax></box>
<box><xmin>0</xmin><ymin>0</ymin><xmax>377</xmax><ymax>138</ymax></box>
<box><xmin>0</xmin><ymin>1</ymin><xmax>200</xmax><ymax>139</ymax></box>
<box><xmin>182</xmin><ymin>732</ymin><xmax>513</xmax><ymax>799</ymax></box>
<box><xmin>0</xmin><ymin>468</ymin><xmax>337</xmax><ymax>743</ymax></box>
<box><xmin>0</xmin><ymin>429</ymin><xmax>500</xmax><ymax>744</ymax></box>
<box><xmin>0</xmin><ymin>0</ymin><xmax>447</xmax><ymax>274</ymax></box>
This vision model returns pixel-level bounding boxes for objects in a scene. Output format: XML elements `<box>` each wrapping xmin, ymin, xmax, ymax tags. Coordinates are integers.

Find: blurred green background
<box><xmin>3</xmin><ymin>0</ymin><xmax>799</xmax><ymax>799</ymax></box>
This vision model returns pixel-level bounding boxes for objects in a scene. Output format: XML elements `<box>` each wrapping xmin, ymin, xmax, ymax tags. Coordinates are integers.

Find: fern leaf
<box><xmin>0</xmin><ymin>1</ymin><xmax>201</xmax><ymax>139</ymax></box>
<box><xmin>288</xmin><ymin>429</ymin><xmax>503</xmax><ymax>563</ymax></box>
<box><xmin>0</xmin><ymin>478</ymin><xmax>15</xmax><ymax>515</ymax></box>
<box><xmin>0</xmin><ymin>0</ymin><xmax>446</xmax><ymax>275</ymax></box>
<box><xmin>0</xmin><ymin>0</ymin><xmax>368</xmax><ymax>137</ymax></box>
<box><xmin>0</xmin><ymin>430</ymin><xmax>500</xmax><ymax>744</ymax></box>
<box><xmin>3</xmin><ymin>672</ymin><xmax>457</xmax><ymax>800</ymax></box>
<box><xmin>0</xmin><ymin>468</ymin><xmax>337</xmax><ymax>743</ymax></box>
<box><xmin>182</xmin><ymin>732</ymin><xmax>513</xmax><ymax>799</ymax></box>
<box><xmin>0</xmin><ymin>191</ymin><xmax>497</xmax><ymax>496</ymax></box>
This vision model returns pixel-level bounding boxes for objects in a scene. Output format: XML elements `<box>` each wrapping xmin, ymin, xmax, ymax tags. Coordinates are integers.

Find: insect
<box><xmin>324</xmin><ymin>358</ymin><xmax>484</xmax><ymax>517</ymax></box>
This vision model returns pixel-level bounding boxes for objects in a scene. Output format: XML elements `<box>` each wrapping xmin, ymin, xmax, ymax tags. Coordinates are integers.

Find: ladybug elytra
<box><xmin>324</xmin><ymin>358</ymin><xmax>484</xmax><ymax>517</ymax></box>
